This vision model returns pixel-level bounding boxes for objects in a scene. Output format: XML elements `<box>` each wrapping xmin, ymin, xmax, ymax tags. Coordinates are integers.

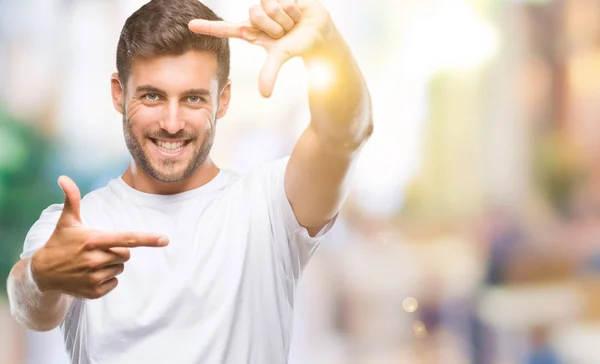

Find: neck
<box><xmin>121</xmin><ymin>158</ymin><xmax>220</xmax><ymax>195</ymax></box>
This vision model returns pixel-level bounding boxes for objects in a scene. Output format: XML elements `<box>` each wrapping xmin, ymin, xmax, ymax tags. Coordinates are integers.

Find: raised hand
<box><xmin>30</xmin><ymin>176</ymin><xmax>169</xmax><ymax>300</ymax></box>
<box><xmin>189</xmin><ymin>0</ymin><xmax>334</xmax><ymax>98</ymax></box>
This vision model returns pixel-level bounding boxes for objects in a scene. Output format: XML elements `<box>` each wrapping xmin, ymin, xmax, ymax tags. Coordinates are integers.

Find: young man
<box><xmin>7</xmin><ymin>0</ymin><xmax>372</xmax><ymax>363</ymax></box>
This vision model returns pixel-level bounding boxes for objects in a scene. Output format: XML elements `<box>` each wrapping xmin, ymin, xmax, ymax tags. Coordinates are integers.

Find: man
<box><xmin>7</xmin><ymin>0</ymin><xmax>372</xmax><ymax>363</ymax></box>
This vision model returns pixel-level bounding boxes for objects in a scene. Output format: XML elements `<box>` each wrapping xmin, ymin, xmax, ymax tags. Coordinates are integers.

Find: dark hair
<box><xmin>116</xmin><ymin>0</ymin><xmax>230</xmax><ymax>89</ymax></box>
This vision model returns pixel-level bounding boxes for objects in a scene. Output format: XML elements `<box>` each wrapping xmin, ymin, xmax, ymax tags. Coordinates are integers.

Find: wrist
<box><xmin>302</xmin><ymin>22</ymin><xmax>346</xmax><ymax>63</ymax></box>
<box><xmin>29</xmin><ymin>250</ymin><xmax>54</xmax><ymax>293</ymax></box>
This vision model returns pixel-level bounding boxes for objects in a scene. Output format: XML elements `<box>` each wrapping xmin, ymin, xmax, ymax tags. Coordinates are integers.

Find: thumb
<box><xmin>57</xmin><ymin>175</ymin><xmax>82</xmax><ymax>226</ymax></box>
<box><xmin>258</xmin><ymin>48</ymin><xmax>291</xmax><ymax>98</ymax></box>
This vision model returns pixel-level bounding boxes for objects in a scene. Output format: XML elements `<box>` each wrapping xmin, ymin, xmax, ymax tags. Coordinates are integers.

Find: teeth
<box><xmin>155</xmin><ymin>140</ymin><xmax>185</xmax><ymax>153</ymax></box>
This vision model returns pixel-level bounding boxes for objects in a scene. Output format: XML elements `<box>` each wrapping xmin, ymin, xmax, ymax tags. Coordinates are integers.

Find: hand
<box><xmin>189</xmin><ymin>0</ymin><xmax>335</xmax><ymax>97</ymax></box>
<box><xmin>30</xmin><ymin>176</ymin><xmax>169</xmax><ymax>300</ymax></box>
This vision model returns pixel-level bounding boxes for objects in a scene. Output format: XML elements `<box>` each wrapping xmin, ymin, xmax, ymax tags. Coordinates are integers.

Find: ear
<box><xmin>216</xmin><ymin>80</ymin><xmax>232</xmax><ymax>119</ymax></box>
<box><xmin>111</xmin><ymin>73</ymin><xmax>125</xmax><ymax>114</ymax></box>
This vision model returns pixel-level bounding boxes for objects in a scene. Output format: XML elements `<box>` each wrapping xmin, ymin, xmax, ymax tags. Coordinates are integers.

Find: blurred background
<box><xmin>2</xmin><ymin>0</ymin><xmax>600</xmax><ymax>363</ymax></box>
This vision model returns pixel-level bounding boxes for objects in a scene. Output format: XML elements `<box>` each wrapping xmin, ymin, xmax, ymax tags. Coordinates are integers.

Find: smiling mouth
<box><xmin>150</xmin><ymin>138</ymin><xmax>192</xmax><ymax>154</ymax></box>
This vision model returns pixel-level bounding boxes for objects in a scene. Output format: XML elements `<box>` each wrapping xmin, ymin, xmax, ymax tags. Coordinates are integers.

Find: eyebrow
<box><xmin>135</xmin><ymin>85</ymin><xmax>212</xmax><ymax>97</ymax></box>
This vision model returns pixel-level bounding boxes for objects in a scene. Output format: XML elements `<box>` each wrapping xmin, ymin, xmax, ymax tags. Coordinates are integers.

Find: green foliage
<box><xmin>0</xmin><ymin>109</ymin><xmax>63</xmax><ymax>296</ymax></box>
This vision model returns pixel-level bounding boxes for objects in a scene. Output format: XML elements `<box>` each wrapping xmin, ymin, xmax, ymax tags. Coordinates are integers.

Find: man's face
<box><xmin>111</xmin><ymin>51</ymin><xmax>230</xmax><ymax>183</ymax></box>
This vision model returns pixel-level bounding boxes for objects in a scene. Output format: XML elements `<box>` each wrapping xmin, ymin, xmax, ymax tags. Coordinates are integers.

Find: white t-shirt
<box><xmin>21</xmin><ymin>157</ymin><xmax>335</xmax><ymax>364</ymax></box>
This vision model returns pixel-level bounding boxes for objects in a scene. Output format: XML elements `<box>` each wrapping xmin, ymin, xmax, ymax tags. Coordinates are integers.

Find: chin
<box><xmin>152</xmin><ymin>173</ymin><xmax>188</xmax><ymax>183</ymax></box>
<box><xmin>147</xmin><ymin>162</ymin><xmax>193</xmax><ymax>183</ymax></box>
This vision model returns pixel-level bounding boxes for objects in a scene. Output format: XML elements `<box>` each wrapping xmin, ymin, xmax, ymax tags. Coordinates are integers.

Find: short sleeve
<box><xmin>258</xmin><ymin>157</ymin><xmax>337</xmax><ymax>278</ymax></box>
<box><xmin>20</xmin><ymin>204</ymin><xmax>64</xmax><ymax>259</ymax></box>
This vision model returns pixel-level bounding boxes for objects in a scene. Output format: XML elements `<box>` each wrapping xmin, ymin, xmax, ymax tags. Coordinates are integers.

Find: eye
<box><xmin>186</xmin><ymin>96</ymin><xmax>203</xmax><ymax>104</ymax></box>
<box><xmin>144</xmin><ymin>93</ymin><xmax>160</xmax><ymax>101</ymax></box>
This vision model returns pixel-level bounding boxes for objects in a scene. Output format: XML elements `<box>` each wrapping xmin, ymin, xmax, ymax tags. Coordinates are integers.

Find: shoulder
<box><xmin>212</xmin><ymin>158</ymin><xmax>290</xmax><ymax>212</ymax></box>
<box><xmin>256</xmin><ymin>156</ymin><xmax>289</xmax><ymax>177</ymax></box>
<box><xmin>33</xmin><ymin>180</ymin><xmax>119</xmax><ymax>226</ymax></box>
<box><xmin>28</xmin><ymin>181</ymin><xmax>116</xmax><ymax>223</ymax></box>
<box><xmin>235</xmin><ymin>156</ymin><xmax>290</xmax><ymax>188</ymax></box>
<box><xmin>79</xmin><ymin>178</ymin><xmax>131</xmax><ymax>212</ymax></box>
<box><xmin>82</xmin><ymin>179</ymin><xmax>121</xmax><ymax>203</ymax></box>
<box><xmin>230</xmin><ymin>157</ymin><xmax>293</xmax><ymax>217</ymax></box>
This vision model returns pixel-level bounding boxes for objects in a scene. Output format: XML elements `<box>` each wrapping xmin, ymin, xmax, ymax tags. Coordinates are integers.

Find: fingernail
<box><xmin>158</xmin><ymin>236</ymin><xmax>169</xmax><ymax>246</ymax></box>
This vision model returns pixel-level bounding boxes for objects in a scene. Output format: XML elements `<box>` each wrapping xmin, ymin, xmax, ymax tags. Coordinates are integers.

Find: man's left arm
<box><xmin>189</xmin><ymin>1</ymin><xmax>373</xmax><ymax>236</ymax></box>
<box><xmin>285</xmin><ymin>28</ymin><xmax>373</xmax><ymax>235</ymax></box>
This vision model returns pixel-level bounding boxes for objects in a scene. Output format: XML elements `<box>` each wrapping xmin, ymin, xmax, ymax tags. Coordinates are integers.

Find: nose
<box><xmin>159</xmin><ymin>99</ymin><xmax>185</xmax><ymax>135</ymax></box>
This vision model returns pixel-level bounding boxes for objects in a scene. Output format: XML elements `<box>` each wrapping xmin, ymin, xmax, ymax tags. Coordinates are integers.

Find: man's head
<box><xmin>111</xmin><ymin>0</ymin><xmax>231</xmax><ymax>183</ymax></box>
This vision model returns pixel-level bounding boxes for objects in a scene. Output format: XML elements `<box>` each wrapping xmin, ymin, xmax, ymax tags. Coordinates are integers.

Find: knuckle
<box><xmin>115</xmin><ymin>264</ymin><xmax>125</xmax><ymax>276</ymax></box>
<box><xmin>274</xmin><ymin>27</ymin><xmax>285</xmax><ymax>38</ymax></box>
<box><xmin>241</xmin><ymin>27</ymin><xmax>259</xmax><ymax>44</ymax></box>
<box><xmin>249</xmin><ymin>12</ymin><xmax>258</xmax><ymax>24</ymax></box>
<box><xmin>265</xmin><ymin>24</ymin><xmax>284</xmax><ymax>38</ymax></box>
<box><xmin>82</xmin><ymin>239</ymin><xmax>95</xmax><ymax>250</ymax></box>
<box><xmin>83</xmin><ymin>286</ymin><xmax>103</xmax><ymax>299</ymax></box>
<box><xmin>121</xmin><ymin>249</ymin><xmax>131</xmax><ymax>262</ymax></box>
<box><xmin>82</xmin><ymin>234</ymin><xmax>99</xmax><ymax>250</ymax></box>
<box><xmin>85</xmin><ymin>255</ymin><xmax>103</xmax><ymax>269</ymax></box>
<box><xmin>122</xmin><ymin>233</ymin><xmax>136</xmax><ymax>247</ymax></box>
<box><xmin>281</xmin><ymin>1</ymin><xmax>296</xmax><ymax>13</ymax></box>
<box><xmin>87</xmin><ymin>273</ymin><xmax>103</xmax><ymax>286</ymax></box>
<box><xmin>88</xmin><ymin>289</ymin><xmax>104</xmax><ymax>300</ymax></box>
<box><xmin>103</xmin><ymin>278</ymin><xmax>119</xmax><ymax>296</ymax></box>
<box><xmin>249</xmin><ymin>8</ymin><xmax>265</xmax><ymax>23</ymax></box>
<box><xmin>249</xmin><ymin>5</ymin><xmax>260</xmax><ymax>16</ymax></box>
<box><xmin>264</xmin><ymin>2</ymin><xmax>280</xmax><ymax>17</ymax></box>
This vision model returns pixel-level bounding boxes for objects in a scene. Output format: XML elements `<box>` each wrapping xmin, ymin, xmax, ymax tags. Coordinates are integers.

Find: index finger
<box><xmin>189</xmin><ymin>19</ymin><xmax>244</xmax><ymax>39</ymax></box>
<box><xmin>87</xmin><ymin>232</ymin><xmax>169</xmax><ymax>249</ymax></box>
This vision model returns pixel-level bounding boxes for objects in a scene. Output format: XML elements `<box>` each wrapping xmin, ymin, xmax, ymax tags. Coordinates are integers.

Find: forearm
<box><xmin>303</xmin><ymin>26</ymin><xmax>373</xmax><ymax>153</ymax></box>
<box><xmin>285</xmin><ymin>26</ymin><xmax>373</xmax><ymax>231</ymax></box>
<box><xmin>7</xmin><ymin>259</ymin><xmax>71</xmax><ymax>332</ymax></box>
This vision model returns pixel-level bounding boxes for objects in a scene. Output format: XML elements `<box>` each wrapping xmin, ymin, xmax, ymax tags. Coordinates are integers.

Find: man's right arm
<box><xmin>7</xmin><ymin>176</ymin><xmax>169</xmax><ymax>332</ymax></box>
<box><xmin>7</xmin><ymin>258</ymin><xmax>72</xmax><ymax>332</ymax></box>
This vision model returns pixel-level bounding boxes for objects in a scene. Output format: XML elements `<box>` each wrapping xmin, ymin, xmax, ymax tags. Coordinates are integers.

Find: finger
<box><xmin>86</xmin><ymin>232</ymin><xmax>169</xmax><ymax>249</ymax></box>
<box><xmin>279</xmin><ymin>0</ymin><xmax>302</xmax><ymax>23</ymax></box>
<box><xmin>259</xmin><ymin>48</ymin><xmax>291</xmax><ymax>98</ymax></box>
<box><xmin>108</xmin><ymin>247</ymin><xmax>131</xmax><ymax>263</ymax></box>
<box><xmin>250</xmin><ymin>6</ymin><xmax>285</xmax><ymax>38</ymax></box>
<box><xmin>86</xmin><ymin>249</ymin><xmax>129</xmax><ymax>268</ymax></box>
<box><xmin>57</xmin><ymin>175</ymin><xmax>82</xmax><ymax>226</ymax></box>
<box><xmin>260</xmin><ymin>0</ymin><xmax>295</xmax><ymax>31</ymax></box>
<box><xmin>95</xmin><ymin>264</ymin><xmax>125</xmax><ymax>284</ymax></box>
<box><xmin>189</xmin><ymin>19</ymin><xmax>245</xmax><ymax>39</ymax></box>
<box><xmin>84</xmin><ymin>250</ymin><xmax>124</xmax><ymax>270</ymax></box>
<box><xmin>88</xmin><ymin>277</ymin><xmax>119</xmax><ymax>299</ymax></box>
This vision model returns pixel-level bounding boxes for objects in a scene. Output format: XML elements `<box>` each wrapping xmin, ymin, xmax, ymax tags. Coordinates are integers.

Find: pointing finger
<box><xmin>85</xmin><ymin>232</ymin><xmax>169</xmax><ymax>250</ymax></box>
<box><xmin>189</xmin><ymin>19</ymin><xmax>245</xmax><ymax>39</ymax></box>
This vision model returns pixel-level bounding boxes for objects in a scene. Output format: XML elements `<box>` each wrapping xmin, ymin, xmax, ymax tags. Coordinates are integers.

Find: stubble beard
<box><xmin>122</xmin><ymin>116</ymin><xmax>215</xmax><ymax>183</ymax></box>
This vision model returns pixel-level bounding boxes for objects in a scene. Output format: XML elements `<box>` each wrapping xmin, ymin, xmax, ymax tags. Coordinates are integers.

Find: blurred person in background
<box><xmin>6</xmin><ymin>0</ymin><xmax>373</xmax><ymax>363</ymax></box>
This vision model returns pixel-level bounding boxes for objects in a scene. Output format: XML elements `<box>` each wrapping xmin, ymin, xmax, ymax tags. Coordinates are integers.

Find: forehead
<box><xmin>127</xmin><ymin>51</ymin><xmax>219</xmax><ymax>91</ymax></box>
